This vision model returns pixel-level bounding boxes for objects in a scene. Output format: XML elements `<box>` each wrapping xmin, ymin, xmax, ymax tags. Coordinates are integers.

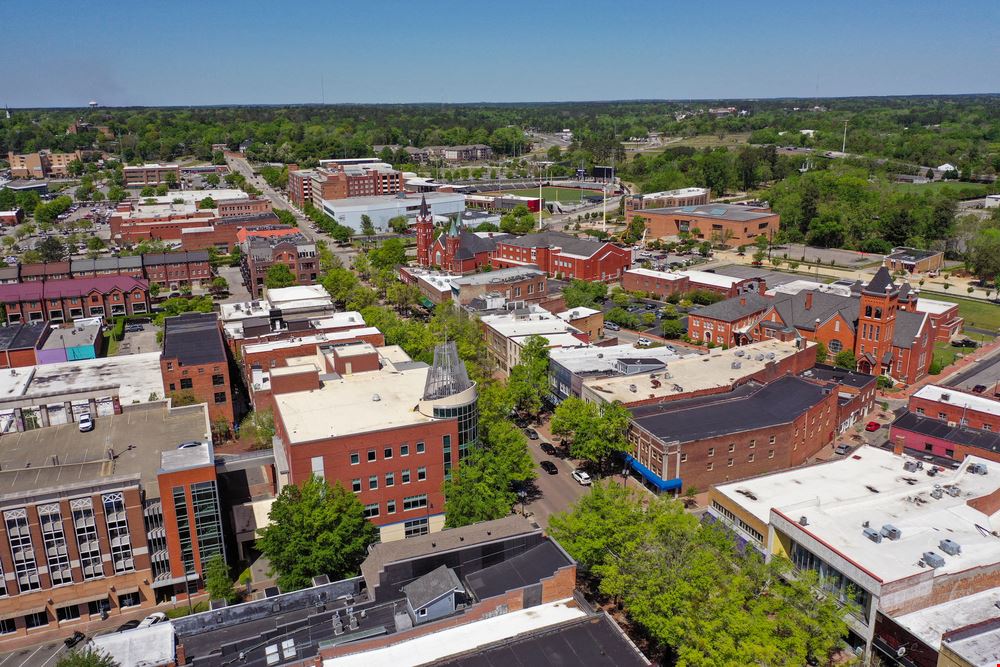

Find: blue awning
<box><xmin>624</xmin><ymin>454</ymin><xmax>681</xmax><ymax>492</ymax></box>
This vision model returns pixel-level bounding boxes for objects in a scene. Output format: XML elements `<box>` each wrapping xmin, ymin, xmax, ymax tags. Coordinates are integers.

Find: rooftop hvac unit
<box><xmin>767</xmin><ymin>352</ymin><xmax>776</xmax><ymax>360</ymax></box>
<box><xmin>923</xmin><ymin>552</ymin><xmax>945</xmax><ymax>568</ymax></box>
<box><xmin>903</xmin><ymin>460</ymin><xmax>921</xmax><ymax>472</ymax></box>
<box><xmin>941</xmin><ymin>393</ymin><xmax>951</xmax><ymax>402</ymax></box>
<box><xmin>755</xmin><ymin>353</ymin><xmax>765</xmax><ymax>361</ymax></box>
<box><xmin>881</xmin><ymin>524</ymin><xmax>902</xmax><ymax>541</ymax></box>
<box><xmin>946</xmin><ymin>486</ymin><xmax>961</xmax><ymax>497</ymax></box>
<box><xmin>968</xmin><ymin>462</ymin><xmax>988</xmax><ymax>475</ymax></box>
<box><xmin>731</xmin><ymin>361</ymin><xmax>742</xmax><ymax>369</ymax></box>
<box><xmin>628</xmin><ymin>384</ymin><xmax>637</xmax><ymax>393</ymax></box>
<box><xmin>862</xmin><ymin>527</ymin><xmax>882</xmax><ymax>543</ymax></box>
<box><xmin>798</xmin><ymin>516</ymin><xmax>809</xmax><ymax>526</ymax></box>
<box><xmin>735</xmin><ymin>349</ymin><xmax>745</xmax><ymax>357</ymax></box>
<box><xmin>930</xmin><ymin>488</ymin><xmax>944</xmax><ymax>499</ymax></box>
<box><xmin>940</xmin><ymin>539</ymin><xmax>961</xmax><ymax>556</ymax></box>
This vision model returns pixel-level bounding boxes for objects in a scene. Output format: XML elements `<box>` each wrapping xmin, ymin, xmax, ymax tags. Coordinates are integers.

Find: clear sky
<box><xmin>3</xmin><ymin>0</ymin><xmax>998</xmax><ymax>107</ymax></box>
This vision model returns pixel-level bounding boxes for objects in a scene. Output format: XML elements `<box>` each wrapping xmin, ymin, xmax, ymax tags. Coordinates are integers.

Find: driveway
<box><xmin>115</xmin><ymin>326</ymin><xmax>158</xmax><ymax>356</ymax></box>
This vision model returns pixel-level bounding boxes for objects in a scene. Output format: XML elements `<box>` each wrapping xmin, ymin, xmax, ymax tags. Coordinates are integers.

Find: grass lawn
<box><xmin>933</xmin><ymin>332</ymin><xmax>993</xmax><ymax>369</ymax></box>
<box><xmin>937</xmin><ymin>295</ymin><xmax>1000</xmax><ymax>332</ymax></box>
<box><xmin>890</xmin><ymin>181</ymin><xmax>992</xmax><ymax>197</ymax></box>
<box><xmin>485</xmin><ymin>187</ymin><xmax>600</xmax><ymax>203</ymax></box>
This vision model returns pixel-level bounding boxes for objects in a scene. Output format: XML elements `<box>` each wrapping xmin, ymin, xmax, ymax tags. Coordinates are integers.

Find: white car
<box><xmin>571</xmin><ymin>469</ymin><xmax>592</xmax><ymax>486</ymax></box>
<box><xmin>636</xmin><ymin>337</ymin><xmax>652</xmax><ymax>347</ymax></box>
<box><xmin>137</xmin><ymin>612</ymin><xmax>166</xmax><ymax>628</ymax></box>
<box><xmin>77</xmin><ymin>413</ymin><xmax>94</xmax><ymax>432</ymax></box>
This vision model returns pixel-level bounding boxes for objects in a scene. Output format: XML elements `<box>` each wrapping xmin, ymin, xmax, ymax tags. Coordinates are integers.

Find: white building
<box><xmin>320</xmin><ymin>192</ymin><xmax>465</xmax><ymax>232</ymax></box>
<box><xmin>985</xmin><ymin>194</ymin><xmax>1000</xmax><ymax>209</ymax></box>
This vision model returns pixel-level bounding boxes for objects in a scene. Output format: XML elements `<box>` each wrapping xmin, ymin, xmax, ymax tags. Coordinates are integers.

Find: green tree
<box><xmin>551</xmin><ymin>398</ymin><xmax>631</xmax><ymax>470</ymax></box>
<box><xmin>257</xmin><ymin>476</ymin><xmax>378</xmax><ymax>591</ymax></box>
<box><xmin>834</xmin><ymin>349</ymin><xmax>857</xmax><ymax>370</ymax></box>
<box><xmin>139</xmin><ymin>186</ymin><xmax>155</xmax><ymax>197</ymax></box>
<box><xmin>164</xmin><ymin>171</ymin><xmax>178</xmax><ymax>188</ymax></box>
<box><xmin>106</xmin><ymin>185</ymin><xmax>126</xmax><ymax>203</ymax></box>
<box><xmin>814</xmin><ymin>340</ymin><xmax>828</xmax><ymax>364</ymax></box>
<box><xmin>204</xmin><ymin>553</ymin><xmax>238</xmax><ymax>603</ymax></box>
<box><xmin>239</xmin><ymin>410</ymin><xmax>275</xmax><ymax>449</ymax></box>
<box><xmin>967</xmin><ymin>228</ymin><xmax>1000</xmax><ymax>281</ymax></box>
<box><xmin>387</xmin><ymin>215</ymin><xmax>409</xmax><ymax>234</ymax></box>
<box><xmin>562</xmin><ymin>279</ymin><xmax>607</xmax><ymax>308</ymax></box>
<box><xmin>56</xmin><ymin>649</ymin><xmax>117</xmax><ymax>667</ymax></box>
<box><xmin>37</xmin><ymin>236</ymin><xmax>67</xmax><ymax>262</ymax></box>
<box><xmin>274</xmin><ymin>208</ymin><xmax>297</xmax><ymax>227</ymax></box>
<box><xmin>360</xmin><ymin>214</ymin><xmax>376</xmax><ymax>236</ymax></box>
<box><xmin>198</xmin><ymin>196</ymin><xmax>216</xmax><ymax>210</ymax></box>
<box><xmin>205</xmin><ymin>172</ymin><xmax>221</xmax><ymax>186</ymax></box>
<box><xmin>368</xmin><ymin>237</ymin><xmax>407</xmax><ymax>271</ymax></box>
<box><xmin>264</xmin><ymin>263</ymin><xmax>297</xmax><ymax>289</ymax></box>
<box><xmin>507</xmin><ymin>335</ymin><xmax>550</xmax><ymax>418</ymax></box>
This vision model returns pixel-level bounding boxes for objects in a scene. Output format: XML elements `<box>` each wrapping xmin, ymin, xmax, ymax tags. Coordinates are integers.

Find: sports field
<box><xmin>484</xmin><ymin>186</ymin><xmax>602</xmax><ymax>203</ymax></box>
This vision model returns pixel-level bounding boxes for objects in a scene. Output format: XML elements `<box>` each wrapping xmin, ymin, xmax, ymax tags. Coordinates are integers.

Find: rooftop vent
<box><xmin>903</xmin><ymin>460</ymin><xmax>922</xmax><ymax>472</ymax></box>
<box><xmin>767</xmin><ymin>352</ymin><xmax>776</xmax><ymax>360</ymax></box>
<box><xmin>798</xmin><ymin>516</ymin><xmax>808</xmax><ymax>526</ymax></box>
<box><xmin>945</xmin><ymin>486</ymin><xmax>961</xmax><ymax>497</ymax></box>
<box><xmin>923</xmin><ymin>552</ymin><xmax>945</xmax><ymax>568</ymax></box>
<box><xmin>941</xmin><ymin>392</ymin><xmax>951</xmax><ymax>402</ymax></box>
<box><xmin>371</xmin><ymin>394</ymin><xmax>381</xmax><ymax>402</ymax></box>
<box><xmin>731</xmin><ymin>361</ymin><xmax>742</xmax><ymax>369</ymax></box>
<box><xmin>881</xmin><ymin>524</ymin><xmax>902</xmax><ymax>541</ymax></box>
<box><xmin>628</xmin><ymin>384</ymin><xmax>637</xmax><ymax>393</ymax></box>
<box><xmin>755</xmin><ymin>353</ymin><xmax>765</xmax><ymax>361</ymax></box>
<box><xmin>862</xmin><ymin>527</ymin><xmax>882</xmax><ymax>543</ymax></box>
<box><xmin>968</xmin><ymin>462</ymin><xmax>988</xmax><ymax>475</ymax></box>
<box><xmin>735</xmin><ymin>349</ymin><xmax>745</xmax><ymax>357</ymax></box>
<box><xmin>930</xmin><ymin>488</ymin><xmax>944</xmax><ymax>499</ymax></box>
<box><xmin>940</xmin><ymin>539</ymin><xmax>961</xmax><ymax>556</ymax></box>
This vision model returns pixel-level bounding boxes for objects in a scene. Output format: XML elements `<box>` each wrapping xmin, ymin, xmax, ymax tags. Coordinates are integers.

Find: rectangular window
<box><xmin>748</xmin><ymin>453</ymin><xmax>755</xmax><ymax>463</ymax></box>
<box><xmin>680</xmin><ymin>452</ymin><xmax>687</xmax><ymax>463</ymax></box>
<box><xmin>352</xmin><ymin>479</ymin><xmax>361</xmax><ymax>493</ymax></box>
<box><xmin>707</xmin><ymin>447</ymin><xmax>715</xmax><ymax>457</ymax></box>
<box><xmin>916</xmin><ymin>407</ymin><xmax>925</xmax><ymax>415</ymax></box>
<box><xmin>945</xmin><ymin>448</ymin><xmax>955</xmax><ymax>458</ymax></box>
<box><xmin>118</xmin><ymin>592</ymin><xmax>140</xmax><ymax>609</ymax></box>
<box><xmin>768</xmin><ymin>449</ymin><xmax>775</xmax><ymax>459</ymax></box>
<box><xmin>212</xmin><ymin>374</ymin><xmax>225</xmax><ymax>386</ymax></box>
<box><xmin>416</xmin><ymin>442</ymin><xmax>425</xmax><ymax>454</ymax></box>
<box><xmin>38</xmin><ymin>504</ymin><xmax>72</xmax><ymax>587</ymax></box>
<box><xmin>385</xmin><ymin>472</ymin><xmax>395</xmax><ymax>487</ymax></box>
<box><xmin>403</xmin><ymin>494</ymin><xmax>428</xmax><ymax>511</ymax></box>
<box><xmin>404</xmin><ymin>517</ymin><xmax>429</xmax><ymax>538</ymax></box>
<box><xmin>924</xmin><ymin>443</ymin><xmax>934</xmax><ymax>452</ymax></box>
<box><xmin>0</xmin><ymin>619</ymin><xmax>15</xmax><ymax>635</ymax></box>
<box><xmin>367</xmin><ymin>449</ymin><xmax>376</xmax><ymax>462</ymax></box>
<box><xmin>180</xmin><ymin>378</ymin><xmax>193</xmax><ymax>390</ymax></box>
<box><xmin>728</xmin><ymin>443</ymin><xmax>735</xmax><ymax>453</ymax></box>
<box><xmin>311</xmin><ymin>456</ymin><xmax>324</xmax><ymax>479</ymax></box>
<box><xmin>727</xmin><ymin>458</ymin><xmax>734</xmax><ymax>467</ymax></box>
<box><xmin>57</xmin><ymin>605</ymin><xmax>80</xmax><ymax>622</ymax></box>
<box><xmin>369</xmin><ymin>475</ymin><xmax>378</xmax><ymax>490</ymax></box>
<box><xmin>768</xmin><ymin>435</ymin><xmax>776</xmax><ymax>445</ymax></box>
<box><xmin>350</xmin><ymin>452</ymin><xmax>360</xmax><ymax>465</ymax></box>
<box><xmin>400</xmin><ymin>444</ymin><xmax>409</xmax><ymax>457</ymax></box>
<box><xmin>706</xmin><ymin>462</ymin><xmax>714</xmax><ymax>471</ymax></box>
<box><xmin>72</xmin><ymin>498</ymin><xmax>102</xmax><ymax>581</ymax></box>
<box><xmin>214</xmin><ymin>392</ymin><xmax>226</xmax><ymax>404</ymax></box>
<box><xmin>25</xmin><ymin>611</ymin><xmax>48</xmax><ymax>629</ymax></box>
<box><xmin>363</xmin><ymin>503</ymin><xmax>379</xmax><ymax>519</ymax></box>
<box><xmin>402</xmin><ymin>469</ymin><xmax>411</xmax><ymax>484</ymax></box>
<box><xmin>417</xmin><ymin>467</ymin><xmax>427</xmax><ymax>482</ymax></box>
<box><xmin>383</xmin><ymin>447</ymin><xmax>393</xmax><ymax>460</ymax></box>
<box><xmin>6</xmin><ymin>508</ymin><xmax>40</xmax><ymax>593</ymax></box>
<box><xmin>386</xmin><ymin>500</ymin><xmax>396</xmax><ymax>514</ymax></box>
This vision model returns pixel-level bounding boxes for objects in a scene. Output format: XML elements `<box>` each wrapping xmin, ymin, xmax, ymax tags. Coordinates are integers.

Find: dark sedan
<box><xmin>525</xmin><ymin>428</ymin><xmax>539</xmax><ymax>440</ymax></box>
<box><xmin>540</xmin><ymin>460</ymin><xmax>558</xmax><ymax>475</ymax></box>
<box><xmin>540</xmin><ymin>442</ymin><xmax>556</xmax><ymax>456</ymax></box>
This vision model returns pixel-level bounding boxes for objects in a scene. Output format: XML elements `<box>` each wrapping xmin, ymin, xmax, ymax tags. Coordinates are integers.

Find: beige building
<box><xmin>7</xmin><ymin>150</ymin><xmax>84</xmax><ymax>178</ymax></box>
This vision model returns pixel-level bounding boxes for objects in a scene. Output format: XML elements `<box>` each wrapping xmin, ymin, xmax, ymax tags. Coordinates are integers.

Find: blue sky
<box><xmin>3</xmin><ymin>0</ymin><xmax>998</xmax><ymax>107</ymax></box>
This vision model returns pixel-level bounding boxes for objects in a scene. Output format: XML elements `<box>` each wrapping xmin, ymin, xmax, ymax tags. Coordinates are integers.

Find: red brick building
<box><xmin>123</xmin><ymin>163</ymin><xmax>180</xmax><ymax>186</ymax></box>
<box><xmin>622</xmin><ymin>268</ymin><xmax>766</xmax><ymax>300</ymax></box>
<box><xmin>241</xmin><ymin>233</ymin><xmax>318</xmax><ymax>298</ymax></box>
<box><xmin>0</xmin><ymin>322</ymin><xmax>50</xmax><ymax>369</ymax></box>
<box><xmin>889</xmin><ymin>411</ymin><xmax>1000</xmax><ymax>465</ymax></box>
<box><xmin>142</xmin><ymin>251</ymin><xmax>212</xmax><ymax>290</ymax></box>
<box><xmin>633</xmin><ymin>203</ymin><xmax>780</xmax><ymax>246</ymax></box>
<box><xmin>271</xmin><ymin>342</ymin><xmax>477</xmax><ymax>541</ymax></box>
<box><xmin>0</xmin><ymin>276</ymin><xmax>150</xmax><ymax>324</ymax></box>
<box><xmin>907</xmin><ymin>385</ymin><xmax>1000</xmax><ymax>432</ymax></box>
<box><xmin>178</xmin><ymin>214</ymin><xmax>285</xmax><ymax>253</ymax></box>
<box><xmin>626</xmin><ymin>375</ymin><xmax>839</xmax><ymax>493</ymax></box>
<box><xmin>287</xmin><ymin>169</ymin><xmax>316</xmax><ymax>208</ymax></box>
<box><xmin>20</xmin><ymin>262</ymin><xmax>71</xmax><ymax>282</ymax></box>
<box><xmin>110</xmin><ymin>196</ymin><xmax>272</xmax><ymax>244</ymax></box>
<box><xmin>309</xmin><ymin>164</ymin><xmax>404</xmax><ymax>205</ymax></box>
<box><xmin>160</xmin><ymin>312</ymin><xmax>235</xmax><ymax>427</ymax></box>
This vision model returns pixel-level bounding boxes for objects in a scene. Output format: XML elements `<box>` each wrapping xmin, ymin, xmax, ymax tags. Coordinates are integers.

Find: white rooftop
<box><xmin>274</xmin><ymin>351</ymin><xmax>431</xmax><ymax>443</ymax></box>
<box><xmin>715</xmin><ymin>446</ymin><xmax>1000</xmax><ymax>583</ymax></box>
<box><xmin>916</xmin><ymin>297</ymin><xmax>958</xmax><ymax>316</ymax></box>
<box><xmin>242</xmin><ymin>326</ymin><xmax>379</xmax><ymax>356</ymax></box>
<box><xmin>625</xmin><ymin>267</ymin><xmax>686</xmax><ymax>281</ymax></box>
<box><xmin>557</xmin><ymin>307</ymin><xmax>601</xmax><ymax>321</ymax></box>
<box><xmin>550</xmin><ymin>344</ymin><xmax>682</xmax><ymax>374</ymax></box>
<box><xmin>481</xmin><ymin>305</ymin><xmax>580</xmax><ymax>339</ymax></box>
<box><xmin>582</xmin><ymin>339</ymin><xmax>805</xmax><ymax>404</ymax></box>
<box><xmin>637</xmin><ymin>187</ymin><xmax>710</xmax><ymax>199</ymax></box>
<box><xmin>0</xmin><ymin>353</ymin><xmax>163</xmax><ymax>405</ymax></box>
<box><xmin>266</xmin><ymin>284</ymin><xmax>331</xmax><ymax>306</ymax></box>
<box><xmin>88</xmin><ymin>622</ymin><xmax>175</xmax><ymax>667</ymax></box>
<box><xmin>913</xmin><ymin>385</ymin><xmax>1000</xmax><ymax>418</ymax></box>
<box><xmin>681</xmin><ymin>269</ymin><xmax>744</xmax><ymax>289</ymax></box>
<box><xmin>324</xmin><ymin>599</ymin><xmax>585</xmax><ymax>667</ymax></box>
<box><xmin>135</xmin><ymin>189</ymin><xmax>249</xmax><ymax>206</ymax></box>
<box><xmin>894</xmin><ymin>587</ymin><xmax>1000</xmax><ymax>651</ymax></box>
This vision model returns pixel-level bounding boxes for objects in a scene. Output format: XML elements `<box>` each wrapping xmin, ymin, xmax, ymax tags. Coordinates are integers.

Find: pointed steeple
<box><xmin>448</xmin><ymin>217</ymin><xmax>460</xmax><ymax>237</ymax></box>
<box><xmin>419</xmin><ymin>194</ymin><xmax>429</xmax><ymax>218</ymax></box>
<box><xmin>863</xmin><ymin>267</ymin><xmax>896</xmax><ymax>295</ymax></box>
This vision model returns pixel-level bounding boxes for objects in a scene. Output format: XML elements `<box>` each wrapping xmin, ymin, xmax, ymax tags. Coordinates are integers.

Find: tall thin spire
<box><xmin>419</xmin><ymin>194</ymin><xmax>429</xmax><ymax>218</ymax></box>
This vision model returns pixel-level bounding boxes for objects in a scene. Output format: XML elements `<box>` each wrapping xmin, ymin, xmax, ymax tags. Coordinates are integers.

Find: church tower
<box><xmin>445</xmin><ymin>218</ymin><xmax>462</xmax><ymax>272</ymax></box>
<box><xmin>854</xmin><ymin>267</ymin><xmax>899</xmax><ymax>376</ymax></box>
<box><xmin>415</xmin><ymin>195</ymin><xmax>433</xmax><ymax>267</ymax></box>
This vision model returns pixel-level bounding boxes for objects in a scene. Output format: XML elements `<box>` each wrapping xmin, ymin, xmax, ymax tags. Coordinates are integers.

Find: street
<box><xmin>521</xmin><ymin>422</ymin><xmax>591</xmax><ymax>527</ymax></box>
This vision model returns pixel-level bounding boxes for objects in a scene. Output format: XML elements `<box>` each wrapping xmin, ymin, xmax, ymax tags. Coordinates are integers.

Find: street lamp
<box><xmin>517</xmin><ymin>490</ymin><xmax>527</xmax><ymax>517</ymax></box>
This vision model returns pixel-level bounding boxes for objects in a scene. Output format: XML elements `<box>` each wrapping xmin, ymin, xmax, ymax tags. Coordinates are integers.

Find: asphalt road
<box><xmin>943</xmin><ymin>346</ymin><xmax>1000</xmax><ymax>392</ymax></box>
<box><xmin>520</xmin><ymin>424</ymin><xmax>591</xmax><ymax>527</ymax></box>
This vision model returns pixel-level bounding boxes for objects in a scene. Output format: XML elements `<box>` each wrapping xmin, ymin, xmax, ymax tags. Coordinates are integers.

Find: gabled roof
<box><xmin>435</xmin><ymin>230</ymin><xmax>512</xmax><ymax>261</ymax></box>
<box><xmin>893</xmin><ymin>310</ymin><xmax>928</xmax><ymax>349</ymax></box>
<box><xmin>691</xmin><ymin>292</ymin><xmax>770</xmax><ymax>322</ymax></box>
<box><xmin>402</xmin><ymin>564</ymin><xmax>463</xmax><ymax>610</ymax></box>
<box><xmin>771</xmin><ymin>290</ymin><xmax>858</xmax><ymax>332</ymax></box>
<box><xmin>0</xmin><ymin>276</ymin><xmax>148</xmax><ymax>303</ymax></box>
<box><xmin>20</xmin><ymin>261</ymin><xmax>70</xmax><ymax>277</ymax></box>
<box><xmin>499</xmin><ymin>232</ymin><xmax>614</xmax><ymax>259</ymax></box>
<box><xmin>142</xmin><ymin>251</ymin><xmax>210</xmax><ymax>266</ymax></box>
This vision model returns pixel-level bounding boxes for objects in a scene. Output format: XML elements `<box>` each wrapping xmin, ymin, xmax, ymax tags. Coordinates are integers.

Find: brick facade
<box><xmin>0</xmin><ymin>277</ymin><xmax>150</xmax><ymax>324</ymax></box>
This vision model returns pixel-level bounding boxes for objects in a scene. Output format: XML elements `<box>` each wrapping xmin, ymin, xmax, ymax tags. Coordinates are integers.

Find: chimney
<box><xmin>805</xmin><ymin>292</ymin><xmax>813</xmax><ymax>310</ymax></box>
<box><xmin>740</xmin><ymin>296</ymin><xmax>746</xmax><ymax>306</ymax></box>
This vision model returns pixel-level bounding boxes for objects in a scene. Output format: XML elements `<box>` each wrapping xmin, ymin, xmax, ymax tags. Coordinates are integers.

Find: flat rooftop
<box><xmin>0</xmin><ymin>352</ymin><xmax>164</xmax><ymax>405</ymax></box>
<box><xmin>941</xmin><ymin>618</ymin><xmax>1000</xmax><ymax>667</ymax></box>
<box><xmin>642</xmin><ymin>203</ymin><xmax>774</xmax><ymax>221</ymax></box>
<box><xmin>40</xmin><ymin>323</ymin><xmax>101</xmax><ymax>350</ymax></box>
<box><xmin>265</xmin><ymin>284</ymin><xmax>332</xmax><ymax>306</ymax></box>
<box><xmin>894</xmin><ymin>587</ymin><xmax>1000</xmax><ymax>652</ymax></box>
<box><xmin>242</xmin><ymin>327</ymin><xmax>380</xmax><ymax>355</ymax></box>
<box><xmin>550</xmin><ymin>344</ymin><xmax>683</xmax><ymax>374</ymax></box>
<box><xmin>681</xmin><ymin>269</ymin><xmax>746</xmax><ymax>289</ymax></box>
<box><xmin>915</xmin><ymin>298</ymin><xmax>957</xmax><ymax>316</ymax></box>
<box><xmin>714</xmin><ymin>446</ymin><xmax>1000</xmax><ymax>583</ymax></box>
<box><xmin>624</xmin><ymin>267</ymin><xmax>686</xmax><ymax>281</ymax></box>
<box><xmin>480</xmin><ymin>306</ymin><xmax>579</xmax><ymax>339</ymax></box>
<box><xmin>799</xmin><ymin>363</ymin><xmax>877</xmax><ymax>390</ymax></box>
<box><xmin>274</xmin><ymin>352</ymin><xmax>431</xmax><ymax>443</ymax></box>
<box><xmin>913</xmin><ymin>385</ymin><xmax>1000</xmax><ymax>418</ymax></box>
<box><xmin>582</xmin><ymin>339</ymin><xmax>807</xmax><ymax>404</ymax></box>
<box><xmin>0</xmin><ymin>403</ymin><xmax>210</xmax><ymax>501</ymax></box>
<box><xmin>452</xmin><ymin>267</ymin><xmax>544</xmax><ymax>287</ymax></box>
<box><xmin>134</xmin><ymin>189</ymin><xmax>248</xmax><ymax>206</ymax></box>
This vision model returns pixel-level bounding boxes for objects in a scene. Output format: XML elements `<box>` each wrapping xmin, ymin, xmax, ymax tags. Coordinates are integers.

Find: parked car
<box><xmin>571</xmin><ymin>469</ymin><xmax>592</xmax><ymax>485</ymax></box>
<box><xmin>540</xmin><ymin>460</ymin><xmax>558</xmax><ymax>475</ymax></box>
<box><xmin>138</xmin><ymin>612</ymin><xmax>167</xmax><ymax>628</ymax></box>
<box><xmin>865</xmin><ymin>421</ymin><xmax>880</xmax><ymax>432</ymax></box>
<box><xmin>177</xmin><ymin>441</ymin><xmax>202</xmax><ymax>449</ymax></box>
<box><xmin>540</xmin><ymin>442</ymin><xmax>556</xmax><ymax>456</ymax></box>
<box><xmin>64</xmin><ymin>631</ymin><xmax>86</xmax><ymax>648</ymax></box>
<box><xmin>78</xmin><ymin>413</ymin><xmax>94</xmax><ymax>432</ymax></box>
<box><xmin>116</xmin><ymin>620</ymin><xmax>140</xmax><ymax>633</ymax></box>
<box><xmin>834</xmin><ymin>443</ymin><xmax>851</xmax><ymax>455</ymax></box>
<box><xmin>124</xmin><ymin>324</ymin><xmax>144</xmax><ymax>333</ymax></box>
<box><xmin>972</xmin><ymin>384</ymin><xmax>988</xmax><ymax>394</ymax></box>
<box><xmin>951</xmin><ymin>338</ymin><xmax>978</xmax><ymax>348</ymax></box>
<box><xmin>605</xmin><ymin>322</ymin><xmax>621</xmax><ymax>331</ymax></box>
<box><xmin>524</xmin><ymin>428</ymin><xmax>539</xmax><ymax>440</ymax></box>
<box><xmin>636</xmin><ymin>337</ymin><xmax>652</xmax><ymax>347</ymax></box>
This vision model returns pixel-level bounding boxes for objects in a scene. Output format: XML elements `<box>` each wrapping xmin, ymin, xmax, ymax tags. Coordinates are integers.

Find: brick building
<box><xmin>110</xmin><ymin>190</ymin><xmax>273</xmax><ymax>244</ymax></box>
<box><xmin>556</xmin><ymin>307</ymin><xmax>604</xmax><ymax>341</ymax></box>
<box><xmin>160</xmin><ymin>313</ymin><xmax>234</xmax><ymax>426</ymax></box>
<box><xmin>0</xmin><ymin>276</ymin><xmax>150</xmax><ymax>324</ymax></box>
<box><xmin>271</xmin><ymin>342</ymin><xmax>477</xmax><ymax>541</ymax></box>
<box><xmin>798</xmin><ymin>364</ymin><xmax>877</xmax><ymax>433</ymax></box>
<box><xmin>241</xmin><ymin>233</ymin><xmax>318</xmax><ymax>298</ymax></box>
<box><xmin>20</xmin><ymin>262</ymin><xmax>71</xmax><ymax>282</ymax></box>
<box><xmin>0</xmin><ymin>403</ymin><xmax>219</xmax><ymax>647</ymax></box>
<box><xmin>0</xmin><ymin>323</ymin><xmax>50</xmax><ymax>369</ymax></box>
<box><xmin>6</xmin><ymin>150</ymin><xmax>84</xmax><ymax>179</ymax></box>
<box><xmin>624</xmin><ymin>187</ymin><xmax>710</xmax><ymax>211</ymax></box>
<box><xmin>907</xmin><ymin>385</ymin><xmax>1000</xmax><ymax>432</ymax></box>
<box><xmin>122</xmin><ymin>164</ymin><xmax>181</xmax><ymax>187</ymax></box>
<box><xmin>309</xmin><ymin>163</ymin><xmax>404</xmax><ymax>205</ymax></box>
<box><xmin>0</xmin><ymin>209</ymin><xmax>24</xmax><ymax>226</ymax></box>
<box><xmin>633</xmin><ymin>203</ymin><xmax>780</xmax><ymax>245</ymax></box>
<box><xmin>491</xmin><ymin>232</ymin><xmax>631</xmax><ymax>282</ymax></box>
<box><xmin>915</xmin><ymin>297</ymin><xmax>963</xmax><ymax>342</ymax></box>
<box><xmin>622</xmin><ymin>268</ymin><xmax>766</xmax><ymax>300</ymax></box>
<box><xmin>626</xmin><ymin>376</ymin><xmax>838</xmax><ymax>493</ymax></box>
<box><xmin>883</xmin><ymin>247</ymin><xmax>945</xmax><ymax>274</ymax></box>
<box><xmin>141</xmin><ymin>251</ymin><xmax>212</xmax><ymax>290</ymax></box>
<box><xmin>286</xmin><ymin>168</ymin><xmax>316</xmax><ymax>208</ymax></box>
<box><xmin>69</xmin><ymin>256</ymin><xmax>144</xmax><ymax>279</ymax></box>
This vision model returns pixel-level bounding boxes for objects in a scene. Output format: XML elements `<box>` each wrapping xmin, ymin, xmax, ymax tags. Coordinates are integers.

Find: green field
<box><xmin>485</xmin><ymin>187</ymin><xmax>602</xmax><ymax>203</ymax></box>
<box><xmin>890</xmin><ymin>181</ymin><xmax>993</xmax><ymax>197</ymax></box>
<box><xmin>933</xmin><ymin>333</ymin><xmax>992</xmax><ymax>369</ymax></box>
<box><xmin>929</xmin><ymin>294</ymin><xmax>1000</xmax><ymax>332</ymax></box>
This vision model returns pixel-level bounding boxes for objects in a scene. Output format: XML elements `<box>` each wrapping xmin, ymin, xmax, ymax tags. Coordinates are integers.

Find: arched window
<box><xmin>865</xmin><ymin>305</ymin><xmax>872</xmax><ymax>317</ymax></box>
<box><xmin>829</xmin><ymin>339</ymin><xmax>843</xmax><ymax>353</ymax></box>
<box><xmin>704</xmin><ymin>331</ymin><xmax>712</xmax><ymax>341</ymax></box>
<box><xmin>874</xmin><ymin>308</ymin><xmax>882</xmax><ymax>319</ymax></box>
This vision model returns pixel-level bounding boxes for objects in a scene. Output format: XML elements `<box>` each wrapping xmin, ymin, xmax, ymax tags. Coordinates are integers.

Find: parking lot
<box><xmin>0</xmin><ymin>639</ymin><xmax>69</xmax><ymax>667</ymax></box>
<box><xmin>768</xmin><ymin>243</ymin><xmax>881</xmax><ymax>267</ymax></box>
<box><xmin>115</xmin><ymin>325</ymin><xmax>159</xmax><ymax>356</ymax></box>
